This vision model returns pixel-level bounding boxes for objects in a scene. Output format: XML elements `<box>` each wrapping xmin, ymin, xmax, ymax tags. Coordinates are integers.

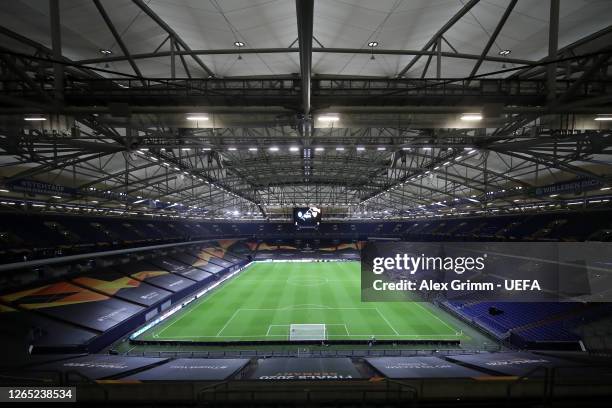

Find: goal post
<box><xmin>289</xmin><ymin>324</ymin><xmax>327</xmax><ymax>341</ymax></box>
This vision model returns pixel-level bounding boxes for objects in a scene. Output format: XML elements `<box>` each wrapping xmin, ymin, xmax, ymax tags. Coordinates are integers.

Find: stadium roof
<box><xmin>0</xmin><ymin>0</ymin><xmax>611</xmax><ymax>220</ymax></box>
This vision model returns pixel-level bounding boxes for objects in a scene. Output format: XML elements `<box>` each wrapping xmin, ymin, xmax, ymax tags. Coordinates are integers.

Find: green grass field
<box><xmin>138</xmin><ymin>261</ymin><xmax>463</xmax><ymax>342</ymax></box>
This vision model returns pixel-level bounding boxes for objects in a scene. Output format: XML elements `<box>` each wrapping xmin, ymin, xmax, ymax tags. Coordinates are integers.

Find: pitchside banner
<box><xmin>361</xmin><ymin>242</ymin><xmax>612</xmax><ymax>302</ymax></box>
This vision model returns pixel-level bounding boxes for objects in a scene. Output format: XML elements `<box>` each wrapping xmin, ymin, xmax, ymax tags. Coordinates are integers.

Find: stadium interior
<box><xmin>0</xmin><ymin>0</ymin><xmax>611</xmax><ymax>406</ymax></box>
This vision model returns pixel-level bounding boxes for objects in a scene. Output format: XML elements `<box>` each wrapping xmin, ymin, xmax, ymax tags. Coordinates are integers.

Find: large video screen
<box><xmin>293</xmin><ymin>206</ymin><xmax>321</xmax><ymax>228</ymax></box>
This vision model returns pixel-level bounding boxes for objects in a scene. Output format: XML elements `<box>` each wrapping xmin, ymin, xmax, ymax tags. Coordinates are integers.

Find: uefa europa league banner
<box><xmin>361</xmin><ymin>242</ymin><xmax>612</xmax><ymax>302</ymax></box>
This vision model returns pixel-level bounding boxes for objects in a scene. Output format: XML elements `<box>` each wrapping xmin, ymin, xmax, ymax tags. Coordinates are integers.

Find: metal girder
<box><xmin>1</xmin><ymin>7</ymin><xmax>612</xmax><ymax>221</ymax></box>
<box><xmin>49</xmin><ymin>0</ymin><xmax>63</xmax><ymax>100</ymax></box>
<box><xmin>3</xmin><ymin>150</ymin><xmax>115</xmax><ymax>183</ymax></box>
<box><xmin>0</xmin><ymin>27</ymin><xmax>102</xmax><ymax>82</ymax></box>
<box><xmin>397</xmin><ymin>0</ymin><xmax>480</xmax><ymax>77</ymax></box>
<box><xmin>73</xmin><ymin>47</ymin><xmax>534</xmax><ymax>66</ymax></box>
<box><xmin>92</xmin><ymin>0</ymin><xmax>143</xmax><ymax>80</ymax></box>
<box><xmin>131</xmin><ymin>0</ymin><xmax>215</xmax><ymax>77</ymax></box>
<box><xmin>547</xmin><ymin>0</ymin><xmax>560</xmax><ymax>101</ymax></box>
<box><xmin>512</xmin><ymin>25</ymin><xmax>612</xmax><ymax>80</ymax></box>
<box><xmin>296</xmin><ymin>0</ymin><xmax>313</xmax><ymax>116</ymax></box>
<box><xmin>486</xmin><ymin>147</ymin><xmax>609</xmax><ymax>184</ymax></box>
<box><xmin>0</xmin><ymin>51</ymin><xmax>55</xmax><ymax>104</ymax></box>
<box><xmin>469</xmin><ymin>0</ymin><xmax>517</xmax><ymax>78</ymax></box>
<box><xmin>2</xmin><ymin>77</ymin><xmax>608</xmax><ymax>115</ymax></box>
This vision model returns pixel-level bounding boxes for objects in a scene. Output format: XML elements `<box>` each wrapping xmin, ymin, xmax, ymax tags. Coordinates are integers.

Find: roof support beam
<box><xmin>132</xmin><ymin>0</ymin><xmax>214</xmax><ymax>77</ymax></box>
<box><xmin>296</xmin><ymin>0</ymin><xmax>313</xmax><ymax>116</ymax></box>
<box><xmin>75</xmin><ymin>46</ymin><xmax>534</xmax><ymax>66</ymax></box>
<box><xmin>0</xmin><ymin>26</ymin><xmax>102</xmax><ymax>80</ymax></box>
<box><xmin>420</xmin><ymin>43</ymin><xmax>434</xmax><ymax>78</ymax></box>
<box><xmin>398</xmin><ymin>0</ymin><xmax>480</xmax><ymax>77</ymax></box>
<box><xmin>436</xmin><ymin>36</ymin><xmax>442</xmax><ymax>79</ymax></box>
<box><xmin>49</xmin><ymin>0</ymin><xmax>63</xmax><ymax>100</ymax></box>
<box><xmin>469</xmin><ymin>0</ymin><xmax>517</xmax><ymax>78</ymax></box>
<box><xmin>93</xmin><ymin>0</ymin><xmax>144</xmax><ymax>80</ymax></box>
<box><xmin>547</xmin><ymin>0</ymin><xmax>560</xmax><ymax>101</ymax></box>
<box><xmin>485</xmin><ymin>148</ymin><xmax>608</xmax><ymax>184</ymax></box>
<box><xmin>170</xmin><ymin>37</ymin><xmax>176</xmax><ymax>79</ymax></box>
<box><xmin>0</xmin><ymin>51</ymin><xmax>54</xmax><ymax>104</ymax></box>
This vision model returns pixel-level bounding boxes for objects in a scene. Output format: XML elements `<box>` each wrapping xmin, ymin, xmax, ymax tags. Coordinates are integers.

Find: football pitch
<box><xmin>138</xmin><ymin>261</ymin><xmax>463</xmax><ymax>342</ymax></box>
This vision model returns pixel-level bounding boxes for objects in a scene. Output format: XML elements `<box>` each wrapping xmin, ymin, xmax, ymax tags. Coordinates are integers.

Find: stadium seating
<box><xmin>0</xmin><ymin>240</ymin><xmax>249</xmax><ymax>359</ymax></box>
<box><xmin>1</xmin><ymin>209</ymin><xmax>611</xmax><ymax>352</ymax></box>
<box><xmin>444</xmin><ymin>299</ymin><xmax>606</xmax><ymax>348</ymax></box>
<box><xmin>1</xmin><ymin>209</ymin><xmax>611</xmax><ymax>263</ymax></box>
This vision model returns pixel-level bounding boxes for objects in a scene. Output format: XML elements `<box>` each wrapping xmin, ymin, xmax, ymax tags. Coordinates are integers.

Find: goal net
<box><xmin>289</xmin><ymin>324</ymin><xmax>327</xmax><ymax>341</ymax></box>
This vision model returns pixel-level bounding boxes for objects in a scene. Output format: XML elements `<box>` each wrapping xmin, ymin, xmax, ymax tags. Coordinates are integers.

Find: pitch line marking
<box><xmin>266</xmin><ymin>324</ymin><xmax>289</xmax><ymax>337</ymax></box>
<box><xmin>413</xmin><ymin>302</ymin><xmax>458</xmax><ymax>334</ymax></box>
<box><xmin>374</xmin><ymin>307</ymin><xmax>400</xmax><ymax>336</ymax></box>
<box><xmin>331</xmin><ymin>323</ymin><xmax>350</xmax><ymax>336</ymax></box>
<box><xmin>156</xmin><ymin>264</ymin><xmax>256</xmax><ymax>337</ymax></box>
<box><xmin>215</xmin><ymin>308</ymin><xmax>243</xmax><ymax>337</ymax></box>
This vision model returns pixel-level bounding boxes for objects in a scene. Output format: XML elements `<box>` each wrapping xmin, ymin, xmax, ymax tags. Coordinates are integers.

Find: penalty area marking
<box><xmin>160</xmin><ymin>304</ymin><xmax>459</xmax><ymax>340</ymax></box>
<box><xmin>216</xmin><ymin>307</ymin><xmax>400</xmax><ymax>338</ymax></box>
<box><xmin>266</xmin><ymin>324</ymin><xmax>289</xmax><ymax>337</ymax></box>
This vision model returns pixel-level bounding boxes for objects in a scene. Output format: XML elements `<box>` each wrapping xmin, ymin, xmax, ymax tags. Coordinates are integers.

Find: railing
<box><xmin>197</xmin><ymin>379</ymin><xmax>418</xmax><ymax>405</ymax></box>
<box><xmin>505</xmin><ymin>363</ymin><xmax>612</xmax><ymax>405</ymax></box>
<box><xmin>2</xmin><ymin>361</ymin><xmax>610</xmax><ymax>404</ymax></box>
<box><xmin>125</xmin><ymin>348</ymin><xmax>490</xmax><ymax>359</ymax></box>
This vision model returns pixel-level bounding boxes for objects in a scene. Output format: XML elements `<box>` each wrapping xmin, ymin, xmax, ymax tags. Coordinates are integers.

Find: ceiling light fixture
<box><xmin>460</xmin><ymin>113</ymin><xmax>483</xmax><ymax>121</ymax></box>
<box><xmin>24</xmin><ymin>116</ymin><xmax>46</xmax><ymax>121</ymax></box>
<box><xmin>234</xmin><ymin>41</ymin><xmax>245</xmax><ymax>47</ymax></box>
<box><xmin>269</xmin><ymin>146</ymin><xmax>279</xmax><ymax>152</ymax></box>
<box><xmin>356</xmin><ymin>146</ymin><xmax>365</xmax><ymax>151</ymax></box>
<box><xmin>367</xmin><ymin>41</ymin><xmax>379</xmax><ymax>48</ymax></box>
<box><xmin>336</xmin><ymin>147</ymin><xmax>345</xmax><ymax>151</ymax></box>
<box><xmin>289</xmin><ymin>146</ymin><xmax>300</xmax><ymax>152</ymax></box>
<box><xmin>315</xmin><ymin>147</ymin><xmax>325</xmax><ymax>151</ymax></box>
<box><xmin>377</xmin><ymin>147</ymin><xmax>386</xmax><ymax>151</ymax></box>
<box><xmin>317</xmin><ymin>114</ymin><xmax>340</xmax><ymax>122</ymax></box>
<box><xmin>228</xmin><ymin>147</ymin><xmax>237</xmax><ymax>151</ymax></box>
<box><xmin>498</xmin><ymin>49</ymin><xmax>511</xmax><ymax>56</ymax></box>
<box><xmin>99</xmin><ymin>48</ymin><xmax>112</xmax><ymax>55</ymax></box>
<box><xmin>248</xmin><ymin>147</ymin><xmax>258</xmax><ymax>151</ymax></box>
<box><xmin>186</xmin><ymin>115</ymin><xmax>209</xmax><ymax>121</ymax></box>
<box><xmin>594</xmin><ymin>115</ymin><xmax>612</xmax><ymax>121</ymax></box>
